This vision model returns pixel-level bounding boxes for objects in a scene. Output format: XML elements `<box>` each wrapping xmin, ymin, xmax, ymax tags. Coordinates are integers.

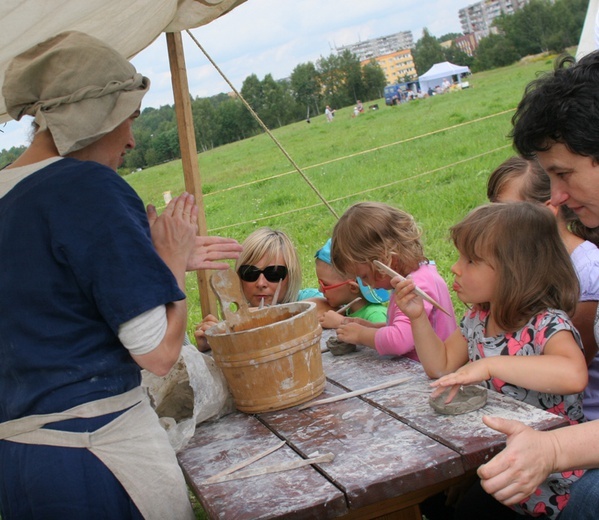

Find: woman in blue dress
<box><xmin>0</xmin><ymin>31</ymin><xmax>240</xmax><ymax>519</ymax></box>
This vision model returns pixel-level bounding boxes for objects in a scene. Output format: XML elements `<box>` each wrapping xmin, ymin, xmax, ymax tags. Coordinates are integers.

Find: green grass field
<box><xmin>125</xmin><ymin>53</ymin><xmax>561</xmax><ymax>332</ymax></box>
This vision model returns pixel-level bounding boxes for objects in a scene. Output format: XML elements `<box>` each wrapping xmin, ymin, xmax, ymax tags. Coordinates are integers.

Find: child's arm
<box><xmin>394</xmin><ymin>278</ymin><xmax>468</xmax><ymax>376</ymax></box>
<box><xmin>305</xmin><ymin>297</ymin><xmax>336</xmax><ymax>319</ymax></box>
<box><xmin>320</xmin><ymin>310</ymin><xmax>345</xmax><ymax>329</ymax></box>
<box><xmin>432</xmin><ymin>330</ymin><xmax>588</xmax><ymax>395</ymax></box>
<box><xmin>336</xmin><ymin>321</ymin><xmax>377</xmax><ymax>347</ymax></box>
<box><xmin>321</xmin><ymin>313</ymin><xmax>385</xmax><ymax>330</ymax></box>
<box><xmin>194</xmin><ymin>314</ymin><xmax>219</xmax><ymax>352</ymax></box>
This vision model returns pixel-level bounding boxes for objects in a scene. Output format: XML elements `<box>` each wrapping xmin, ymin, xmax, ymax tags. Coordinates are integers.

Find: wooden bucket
<box><xmin>205</xmin><ymin>270</ymin><xmax>325</xmax><ymax>413</ymax></box>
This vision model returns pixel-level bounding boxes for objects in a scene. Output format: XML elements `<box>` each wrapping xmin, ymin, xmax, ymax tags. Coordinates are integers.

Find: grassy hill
<box><xmin>125</xmin><ymin>52</ymin><xmax>560</xmax><ymax>330</ymax></box>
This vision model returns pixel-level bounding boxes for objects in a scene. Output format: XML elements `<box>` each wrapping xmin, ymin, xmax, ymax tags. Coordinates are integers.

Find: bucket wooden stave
<box><xmin>205</xmin><ymin>270</ymin><xmax>325</xmax><ymax>413</ymax></box>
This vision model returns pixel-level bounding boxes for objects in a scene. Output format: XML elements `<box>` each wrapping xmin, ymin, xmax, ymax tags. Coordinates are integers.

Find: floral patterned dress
<box><xmin>461</xmin><ymin>308</ymin><xmax>585</xmax><ymax>519</ymax></box>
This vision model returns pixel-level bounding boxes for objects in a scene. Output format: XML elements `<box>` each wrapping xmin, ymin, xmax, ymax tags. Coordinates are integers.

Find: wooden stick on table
<box><xmin>297</xmin><ymin>376</ymin><xmax>412</xmax><ymax>410</ymax></box>
<box><xmin>203</xmin><ymin>453</ymin><xmax>335</xmax><ymax>484</ymax></box>
<box><xmin>202</xmin><ymin>440</ymin><xmax>285</xmax><ymax>484</ymax></box>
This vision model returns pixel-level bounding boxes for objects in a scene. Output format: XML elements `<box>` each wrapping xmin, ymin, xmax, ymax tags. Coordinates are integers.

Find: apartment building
<box><xmin>459</xmin><ymin>0</ymin><xmax>529</xmax><ymax>40</ymax></box>
<box><xmin>336</xmin><ymin>31</ymin><xmax>414</xmax><ymax>61</ymax></box>
<box><xmin>362</xmin><ymin>48</ymin><xmax>417</xmax><ymax>84</ymax></box>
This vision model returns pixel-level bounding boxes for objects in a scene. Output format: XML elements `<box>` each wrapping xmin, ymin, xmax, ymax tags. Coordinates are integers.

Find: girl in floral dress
<box><xmin>394</xmin><ymin>202</ymin><xmax>588</xmax><ymax>520</ymax></box>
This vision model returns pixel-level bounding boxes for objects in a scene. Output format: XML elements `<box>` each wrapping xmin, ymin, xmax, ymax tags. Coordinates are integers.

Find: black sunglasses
<box><xmin>238</xmin><ymin>265</ymin><xmax>288</xmax><ymax>283</ymax></box>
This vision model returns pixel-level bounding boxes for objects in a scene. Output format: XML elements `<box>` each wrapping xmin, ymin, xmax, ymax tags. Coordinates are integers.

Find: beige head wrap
<box><xmin>2</xmin><ymin>31</ymin><xmax>150</xmax><ymax>155</ymax></box>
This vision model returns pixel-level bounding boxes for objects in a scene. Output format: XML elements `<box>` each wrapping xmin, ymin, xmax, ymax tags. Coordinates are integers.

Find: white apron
<box><xmin>0</xmin><ymin>387</ymin><xmax>195</xmax><ymax>520</ymax></box>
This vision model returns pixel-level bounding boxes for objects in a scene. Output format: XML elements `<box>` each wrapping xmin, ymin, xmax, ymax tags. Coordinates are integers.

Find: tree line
<box><xmin>413</xmin><ymin>0</ymin><xmax>587</xmax><ymax>76</ymax></box>
<box><xmin>0</xmin><ymin>0</ymin><xmax>588</xmax><ymax>172</ymax></box>
<box><xmin>121</xmin><ymin>49</ymin><xmax>388</xmax><ymax>172</ymax></box>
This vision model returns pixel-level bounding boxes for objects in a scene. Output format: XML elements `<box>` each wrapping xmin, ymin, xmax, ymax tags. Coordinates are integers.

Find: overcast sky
<box><xmin>1</xmin><ymin>0</ymin><xmax>469</xmax><ymax>150</ymax></box>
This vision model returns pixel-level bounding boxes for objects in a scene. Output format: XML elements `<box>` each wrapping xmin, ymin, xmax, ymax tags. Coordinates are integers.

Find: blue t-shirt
<box><xmin>0</xmin><ymin>158</ymin><xmax>184</xmax><ymax>422</ymax></box>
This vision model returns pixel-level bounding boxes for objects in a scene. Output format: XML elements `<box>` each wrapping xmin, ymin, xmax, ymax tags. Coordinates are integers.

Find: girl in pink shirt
<box><xmin>330</xmin><ymin>201</ymin><xmax>456</xmax><ymax>358</ymax></box>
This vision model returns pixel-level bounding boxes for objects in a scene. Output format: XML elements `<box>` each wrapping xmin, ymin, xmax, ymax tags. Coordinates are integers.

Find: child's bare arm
<box><xmin>319</xmin><ymin>310</ymin><xmax>345</xmax><ymax>329</ymax></box>
<box><xmin>394</xmin><ymin>278</ymin><xmax>468</xmax><ymax>377</ymax></box>
<box><xmin>432</xmin><ymin>330</ymin><xmax>588</xmax><ymax>395</ymax></box>
<box><xmin>305</xmin><ymin>297</ymin><xmax>335</xmax><ymax>319</ymax></box>
<box><xmin>336</xmin><ymin>321</ymin><xmax>377</xmax><ymax>347</ymax></box>
<box><xmin>349</xmin><ymin>317</ymin><xmax>384</xmax><ymax>328</ymax></box>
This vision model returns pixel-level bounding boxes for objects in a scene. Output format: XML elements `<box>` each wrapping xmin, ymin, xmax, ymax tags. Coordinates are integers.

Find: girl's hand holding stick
<box><xmin>373</xmin><ymin>260</ymin><xmax>452</xmax><ymax>316</ymax></box>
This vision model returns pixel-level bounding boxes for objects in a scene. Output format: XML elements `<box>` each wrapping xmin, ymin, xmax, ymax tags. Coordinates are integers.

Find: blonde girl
<box><xmin>330</xmin><ymin>201</ymin><xmax>456</xmax><ymax>357</ymax></box>
<box><xmin>394</xmin><ymin>202</ymin><xmax>587</xmax><ymax>519</ymax></box>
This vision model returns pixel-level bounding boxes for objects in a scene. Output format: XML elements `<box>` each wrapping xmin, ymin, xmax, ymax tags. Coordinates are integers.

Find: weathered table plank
<box><xmin>320</xmin><ymin>343</ymin><xmax>568</xmax><ymax>470</ymax></box>
<box><xmin>180</xmin><ymin>331</ymin><xmax>567</xmax><ymax>519</ymax></box>
<box><xmin>179</xmin><ymin>413</ymin><xmax>347</xmax><ymax>519</ymax></box>
<box><xmin>260</xmin><ymin>381</ymin><xmax>464</xmax><ymax>510</ymax></box>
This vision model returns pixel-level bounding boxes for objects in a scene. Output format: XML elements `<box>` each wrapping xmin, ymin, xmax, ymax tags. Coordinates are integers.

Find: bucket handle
<box><xmin>210</xmin><ymin>269</ymin><xmax>252</xmax><ymax>329</ymax></box>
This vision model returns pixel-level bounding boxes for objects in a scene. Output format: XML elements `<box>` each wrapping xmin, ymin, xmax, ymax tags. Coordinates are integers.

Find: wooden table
<box><xmin>178</xmin><ymin>331</ymin><xmax>567</xmax><ymax>519</ymax></box>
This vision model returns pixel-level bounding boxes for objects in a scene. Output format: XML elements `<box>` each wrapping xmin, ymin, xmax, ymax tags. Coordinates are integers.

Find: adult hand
<box><xmin>477</xmin><ymin>416</ymin><xmax>558</xmax><ymax>506</ymax></box>
<box><xmin>146</xmin><ymin>193</ymin><xmax>198</xmax><ymax>276</ymax></box>
<box><xmin>186</xmin><ymin>235</ymin><xmax>243</xmax><ymax>271</ymax></box>
<box><xmin>194</xmin><ymin>314</ymin><xmax>220</xmax><ymax>352</ymax></box>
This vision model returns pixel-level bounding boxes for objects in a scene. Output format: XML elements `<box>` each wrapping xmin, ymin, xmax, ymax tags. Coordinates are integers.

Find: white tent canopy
<box><xmin>0</xmin><ymin>0</ymin><xmax>246</xmax><ymax>123</ymax></box>
<box><xmin>0</xmin><ymin>0</ymin><xmax>247</xmax><ymax>316</ymax></box>
<box><xmin>417</xmin><ymin>61</ymin><xmax>471</xmax><ymax>93</ymax></box>
<box><xmin>578</xmin><ymin>0</ymin><xmax>599</xmax><ymax>59</ymax></box>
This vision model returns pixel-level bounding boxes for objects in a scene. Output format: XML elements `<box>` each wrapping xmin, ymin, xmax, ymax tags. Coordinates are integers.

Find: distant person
<box><xmin>394</xmin><ymin>202</ymin><xmax>587</xmax><ymax>520</ymax></box>
<box><xmin>325</xmin><ymin>105</ymin><xmax>335</xmax><ymax>122</ymax></box>
<box><xmin>311</xmin><ymin>238</ymin><xmax>388</xmax><ymax>329</ymax></box>
<box><xmin>330</xmin><ymin>202</ymin><xmax>457</xmax><ymax>357</ymax></box>
<box><xmin>194</xmin><ymin>227</ymin><xmax>321</xmax><ymax>351</ymax></box>
<box><xmin>487</xmin><ymin>156</ymin><xmax>599</xmax><ymax>420</ymax></box>
<box><xmin>356</xmin><ymin>100</ymin><xmax>364</xmax><ymax>113</ymax></box>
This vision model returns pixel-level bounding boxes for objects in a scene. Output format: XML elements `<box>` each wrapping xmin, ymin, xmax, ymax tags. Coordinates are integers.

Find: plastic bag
<box><xmin>142</xmin><ymin>343</ymin><xmax>234</xmax><ymax>452</ymax></box>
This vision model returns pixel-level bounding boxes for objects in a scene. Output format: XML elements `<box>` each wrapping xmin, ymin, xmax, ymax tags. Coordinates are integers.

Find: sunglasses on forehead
<box><xmin>238</xmin><ymin>265</ymin><xmax>288</xmax><ymax>283</ymax></box>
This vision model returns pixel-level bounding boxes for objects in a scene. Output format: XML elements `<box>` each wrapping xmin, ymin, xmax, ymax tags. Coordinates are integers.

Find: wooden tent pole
<box><xmin>166</xmin><ymin>31</ymin><xmax>218</xmax><ymax>318</ymax></box>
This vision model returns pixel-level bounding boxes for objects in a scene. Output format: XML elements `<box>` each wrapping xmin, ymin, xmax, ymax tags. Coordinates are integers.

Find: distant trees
<box><xmin>412</xmin><ymin>29</ymin><xmax>446</xmax><ymax>77</ymax></box>
<box><xmin>0</xmin><ymin>144</ymin><xmax>26</xmax><ymax>169</ymax></box>
<box><xmin>362</xmin><ymin>61</ymin><xmax>387</xmax><ymax>100</ymax></box>
<box><xmin>409</xmin><ymin>0</ymin><xmax>587</xmax><ymax>76</ymax></box>
<box><xmin>290</xmin><ymin>62</ymin><xmax>321</xmax><ymax>118</ymax></box>
<box><xmin>471</xmin><ymin>0</ymin><xmax>587</xmax><ymax>71</ymax></box>
<box><xmin>116</xmin><ymin>48</ymin><xmax>386</xmax><ymax>172</ymax></box>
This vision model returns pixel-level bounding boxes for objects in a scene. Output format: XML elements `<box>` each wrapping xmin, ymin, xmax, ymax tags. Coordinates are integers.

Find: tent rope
<box><xmin>185</xmin><ymin>29</ymin><xmax>339</xmax><ymax>219</ymax></box>
<box><xmin>208</xmin><ymin>143</ymin><xmax>512</xmax><ymax>232</ymax></box>
<box><xmin>204</xmin><ymin>108</ymin><xmax>515</xmax><ymax>197</ymax></box>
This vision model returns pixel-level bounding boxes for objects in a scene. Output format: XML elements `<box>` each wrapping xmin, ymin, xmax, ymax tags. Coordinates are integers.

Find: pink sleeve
<box><xmin>374</xmin><ymin>264</ymin><xmax>457</xmax><ymax>359</ymax></box>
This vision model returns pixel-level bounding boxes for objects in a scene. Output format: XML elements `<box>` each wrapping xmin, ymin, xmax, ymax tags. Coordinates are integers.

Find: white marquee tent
<box><xmin>417</xmin><ymin>61</ymin><xmax>471</xmax><ymax>92</ymax></box>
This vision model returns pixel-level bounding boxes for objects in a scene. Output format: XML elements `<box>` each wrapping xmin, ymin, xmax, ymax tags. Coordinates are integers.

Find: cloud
<box><xmin>1</xmin><ymin>0</ymin><xmax>467</xmax><ymax>149</ymax></box>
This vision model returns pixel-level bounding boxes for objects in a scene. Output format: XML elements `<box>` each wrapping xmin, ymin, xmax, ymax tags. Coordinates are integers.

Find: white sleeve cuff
<box><xmin>118</xmin><ymin>305</ymin><xmax>167</xmax><ymax>356</ymax></box>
